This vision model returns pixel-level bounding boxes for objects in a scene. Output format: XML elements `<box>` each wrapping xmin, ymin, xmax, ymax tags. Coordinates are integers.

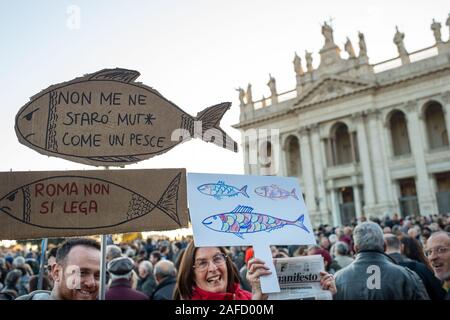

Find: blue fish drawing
<box><xmin>197</xmin><ymin>181</ymin><xmax>249</xmax><ymax>200</ymax></box>
<box><xmin>202</xmin><ymin>205</ymin><xmax>309</xmax><ymax>239</ymax></box>
<box><xmin>254</xmin><ymin>184</ymin><xmax>299</xmax><ymax>200</ymax></box>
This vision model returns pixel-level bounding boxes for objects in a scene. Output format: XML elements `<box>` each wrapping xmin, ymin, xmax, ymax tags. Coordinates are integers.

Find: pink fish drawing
<box><xmin>202</xmin><ymin>205</ymin><xmax>309</xmax><ymax>239</ymax></box>
<box><xmin>254</xmin><ymin>185</ymin><xmax>299</xmax><ymax>200</ymax></box>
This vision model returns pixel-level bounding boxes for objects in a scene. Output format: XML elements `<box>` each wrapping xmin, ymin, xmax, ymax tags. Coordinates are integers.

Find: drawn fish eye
<box><xmin>213</xmin><ymin>216</ymin><xmax>217</xmax><ymax>220</ymax></box>
<box><xmin>23</xmin><ymin>108</ymin><xmax>40</xmax><ymax>121</ymax></box>
<box><xmin>6</xmin><ymin>192</ymin><xmax>17</xmax><ymax>201</ymax></box>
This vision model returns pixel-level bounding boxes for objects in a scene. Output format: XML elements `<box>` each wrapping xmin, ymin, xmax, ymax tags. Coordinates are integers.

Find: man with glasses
<box><xmin>425</xmin><ymin>231</ymin><xmax>450</xmax><ymax>300</ymax></box>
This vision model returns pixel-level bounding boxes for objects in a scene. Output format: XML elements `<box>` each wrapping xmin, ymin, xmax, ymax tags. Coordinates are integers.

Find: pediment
<box><xmin>295</xmin><ymin>76</ymin><xmax>373</xmax><ymax>106</ymax></box>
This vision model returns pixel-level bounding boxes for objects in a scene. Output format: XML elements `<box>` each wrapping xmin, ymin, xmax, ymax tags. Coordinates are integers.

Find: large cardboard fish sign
<box><xmin>15</xmin><ymin>68</ymin><xmax>238</xmax><ymax>167</ymax></box>
<box><xmin>0</xmin><ymin>169</ymin><xmax>188</xmax><ymax>240</ymax></box>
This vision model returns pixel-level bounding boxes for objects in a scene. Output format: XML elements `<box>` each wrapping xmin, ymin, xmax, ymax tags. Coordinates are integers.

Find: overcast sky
<box><xmin>1</xmin><ymin>0</ymin><xmax>449</xmax><ymax>174</ymax></box>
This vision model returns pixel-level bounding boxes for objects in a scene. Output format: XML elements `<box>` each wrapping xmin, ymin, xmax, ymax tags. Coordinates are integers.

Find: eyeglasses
<box><xmin>425</xmin><ymin>246</ymin><xmax>450</xmax><ymax>257</ymax></box>
<box><xmin>193</xmin><ymin>253</ymin><xmax>227</xmax><ymax>271</ymax></box>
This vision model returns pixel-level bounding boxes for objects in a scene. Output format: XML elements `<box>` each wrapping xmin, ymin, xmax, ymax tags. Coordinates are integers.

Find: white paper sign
<box><xmin>187</xmin><ymin>173</ymin><xmax>316</xmax><ymax>293</ymax></box>
<box><xmin>187</xmin><ymin>173</ymin><xmax>315</xmax><ymax>246</ymax></box>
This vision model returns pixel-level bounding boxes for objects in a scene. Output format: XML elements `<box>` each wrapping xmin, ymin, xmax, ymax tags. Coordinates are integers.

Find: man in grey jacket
<box><xmin>334</xmin><ymin>221</ymin><xmax>429</xmax><ymax>300</ymax></box>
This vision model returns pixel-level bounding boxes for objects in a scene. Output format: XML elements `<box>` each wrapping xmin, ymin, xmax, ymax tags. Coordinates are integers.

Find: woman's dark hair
<box><xmin>173</xmin><ymin>242</ymin><xmax>241</xmax><ymax>300</ymax></box>
<box><xmin>400</xmin><ymin>236</ymin><xmax>433</xmax><ymax>272</ymax></box>
<box><xmin>5</xmin><ymin>269</ymin><xmax>21</xmax><ymax>288</ymax></box>
<box><xmin>29</xmin><ymin>275</ymin><xmax>52</xmax><ymax>291</ymax></box>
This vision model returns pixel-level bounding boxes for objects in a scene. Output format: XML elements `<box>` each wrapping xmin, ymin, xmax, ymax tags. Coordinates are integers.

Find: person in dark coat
<box><xmin>334</xmin><ymin>222</ymin><xmax>429</xmax><ymax>300</ymax></box>
<box><xmin>106</xmin><ymin>257</ymin><xmax>148</xmax><ymax>300</ymax></box>
<box><xmin>0</xmin><ymin>270</ymin><xmax>21</xmax><ymax>300</ymax></box>
<box><xmin>152</xmin><ymin>260</ymin><xmax>177</xmax><ymax>300</ymax></box>
<box><xmin>385</xmin><ymin>234</ymin><xmax>445</xmax><ymax>300</ymax></box>
<box><xmin>137</xmin><ymin>260</ymin><xmax>157</xmax><ymax>298</ymax></box>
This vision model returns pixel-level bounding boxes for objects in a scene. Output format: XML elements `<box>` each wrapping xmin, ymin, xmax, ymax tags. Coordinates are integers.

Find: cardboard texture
<box><xmin>0</xmin><ymin>169</ymin><xmax>188</xmax><ymax>240</ymax></box>
<box><xmin>15</xmin><ymin>68</ymin><xmax>238</xmax><ymax>167</ymax></box>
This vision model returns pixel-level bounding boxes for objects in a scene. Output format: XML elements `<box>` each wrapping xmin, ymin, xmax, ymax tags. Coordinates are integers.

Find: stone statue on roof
<box><xmin>344</xmin><ymin>37</ymin><xmax>356</xmax><ymax>58</ymax></box>
<box><xmin>322</xmin><ymin>22</ymin><xmax>334</xmax><ymax>47</ymax></box>
<box><xmin>393</xmin><ymin>26</ymin><xmax>408</xmax><ymax>56</ymax></box>
<box><xmin>305</xmin><ymin>51</ymin><xmax>313</xmax><ymax>72</ymax></box>
<box><xmin>358</xmin><ymin>32</ymin><xmax>367</xmax><ymax>58</ymax></box>
<box><xmin>293</xmin><ymin>52</ymin><xmax>304</xmax><ymax>76</ymax></box>
<box><xmin>236</xmin><ymin>87</ymin><xmax>245</xmax><ymax>106</ymax></box>
<box><xmin>246</xmin><ymin>83</ymin><xmax>253</xmax><ymax>105</ymax></box>
<box><xmin>431</xmin><ymin>19</ymin><xmax>442</xmax><ymax>43</ymax></box>
<box><xmin>267</xmin><ymin>74</ymin><xmax>277</xmax><ymax>97</ymax></box>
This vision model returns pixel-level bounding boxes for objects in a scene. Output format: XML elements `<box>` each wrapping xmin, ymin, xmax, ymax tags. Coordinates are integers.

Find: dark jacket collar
<box><xmin>110</xmin><ymin>278</ymin><xmax>132</xmax><ymax>289</ymax></box>
<box><xmin>155</xmin><ymin>275</ymin><xmax>176</xmax><ymax>290</ymax></box>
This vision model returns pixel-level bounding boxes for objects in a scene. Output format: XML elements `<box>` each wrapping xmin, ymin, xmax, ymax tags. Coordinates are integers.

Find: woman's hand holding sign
<box><xmin>246</xmin><ymin>257</ymin><xmax>271</xmax><ymax>300</ymax></box>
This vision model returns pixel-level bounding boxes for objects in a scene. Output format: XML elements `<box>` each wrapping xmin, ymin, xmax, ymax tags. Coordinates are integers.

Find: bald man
<box><xmin>152</xmin><ymin>260</ymin><xmax>177</xmax><ymax>300</ymax></box>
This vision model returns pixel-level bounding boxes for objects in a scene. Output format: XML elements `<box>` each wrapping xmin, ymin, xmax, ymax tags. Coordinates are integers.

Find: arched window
<box><xmin>425</xmin><ymin>102</ymin><xmax>449</xmax><ymax>149</ymax></box>
<box><xmin>285</xmin><ymin>136</ymin><xmax>301</xmax><ymax>177</ymax></box>
<box><xmin>389</xmin><ymin>110</ymin><xmax>411</xmax><ymax>156</ymax></box>
<box><xmin>334</xmin><ymin>123</ymin><xmax>352</xmax><ymax>165</ymax></box>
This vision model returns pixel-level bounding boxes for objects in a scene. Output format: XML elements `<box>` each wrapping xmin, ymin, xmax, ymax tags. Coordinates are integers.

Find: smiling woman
<box><xmin>173</xmin><ymin>242</ymin><xmax>252</xmax><ymax>300</ymax></box>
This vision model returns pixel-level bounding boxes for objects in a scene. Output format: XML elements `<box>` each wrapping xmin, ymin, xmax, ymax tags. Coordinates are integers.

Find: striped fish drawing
<box><xmin>197</xmin><ymin>181</ymin><xmax>249</xmax><ymax>200</ymax></box>
<box><xmin>202</xmin><ymin>205</ymin><xmax>309</xmax><ymax>239</ymax></box>
<box><xmin>254</xmin><ymin>184</ymin><xmax>299</xmax><ymax>200</ymax></box>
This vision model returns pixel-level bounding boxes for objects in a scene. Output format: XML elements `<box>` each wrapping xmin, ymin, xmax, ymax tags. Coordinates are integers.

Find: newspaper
<box><xmin>268</xmin><ymin>254</ymin><xmax>333</xmax><ymax>300</ymax></box>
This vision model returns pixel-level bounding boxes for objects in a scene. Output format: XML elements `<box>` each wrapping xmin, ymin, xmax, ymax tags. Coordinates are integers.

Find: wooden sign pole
<box><xmin>98</xmin><ymin>165</ymin><xmax>109</xmax><ymax>301</ymax></box>
<box><xmin>99</xmin><ymin>234</ymin><xmax>108</xmax><ymax>300</ymax></box>
<box><xmin>37</xmin><ymin>238</ymin><xmax>48</xmax><ymax>290</ymax></box>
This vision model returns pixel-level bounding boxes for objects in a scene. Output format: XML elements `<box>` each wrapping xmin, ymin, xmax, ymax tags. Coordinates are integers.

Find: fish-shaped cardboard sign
<box><xmin>0</xmin><ymin>169</ymin><xmax>188</xmax><ymax>240</ymax></box>
<box><xmin>15</xmin><ymin>68</ymin><xmax>238</xmax><ymax>167</ymax></box>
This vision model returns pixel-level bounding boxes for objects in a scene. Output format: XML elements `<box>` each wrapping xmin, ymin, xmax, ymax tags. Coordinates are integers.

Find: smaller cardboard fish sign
<box><xmin>202</xmin><ymin>205</ymin><xmax>309</xmax><ymax>239</ymax></box>
<box><xmin>15</xmin><ymin>68</ymin><xmax>238</xmax><ymax>167</ymax></box>
<box><xmin>197</xmin><ymin>181</ymin><xmax>249</xmax><ymax>200</ymax></box>
<box><xmin>187</xmin><ymin>173</ymin><xmax>315</xmax><ymax>246</ymax></box>
<box><xmin>0</xmin><ymin>169</ymin><xmax>187</xmax><ymax>240</ymax></box>
<box><xmin>254</xmin><ymin>185</ymin><xmax>299</xmax><ymax>200</ymax></box>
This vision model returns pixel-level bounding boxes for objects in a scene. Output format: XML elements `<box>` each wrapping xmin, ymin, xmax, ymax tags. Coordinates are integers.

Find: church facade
<box><xmin>233</xmin><ymin>17</ymin><xmax>450</xmax><ymax>227</ymax></box>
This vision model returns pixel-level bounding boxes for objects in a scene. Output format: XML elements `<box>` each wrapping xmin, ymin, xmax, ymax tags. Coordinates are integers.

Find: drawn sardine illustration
<box><xmin>0</xmin><ymin>173</ymin><xmax>182</xmax><ymax>230</ymax></box>
<box><xmin>15</xmin><ymin>68</ymin><xmax>238</xmax><ymax>166</ymax></box>
<box><xmin>254</xmin><ymin>185</ymin><xmax>299</xmax><ymax>200</ymax></box>
<box><xmin>197</xmin><ymin>181</ymin><xmax>249</xmax><ymax>200</ymax></box>
<box><xmin>202</xmin><ymin>205</ymin><xmax>309</xmax><ymax>239</ymax></box>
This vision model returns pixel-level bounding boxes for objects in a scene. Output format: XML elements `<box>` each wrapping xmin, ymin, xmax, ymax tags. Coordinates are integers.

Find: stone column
<box><xmin>441</xmin><ymin>91</ymin><xmax>450</xmax><ymax>145</ymax></box>
<box><xmin>310</xmin><ymin>125</ymin><xmax>328</xmax><ymax>218</ymax></box>
<box><xmin>299</xmin><ymin>126</ymin><xmax>318</xmax><ymax>214</ymax></box>
<box><xmin>279</xmin><ymin>135</ymin><xmax>288</xmax><ymax>177</ymax></box>
<box><xmin>367</xmin><ymin>110</ymin><xmax>390</xmax><ymax>205</ymax></box>
<box><xmin>352</xmin><ymin>176</ymin><xmax>362</xmax><ymax>220</ymax></box>
<box><xmin>328</xmin><ymin>180</ymin><xmax>342</xmax><ymax>227</ymax></box>
<box><xmin>244</xmin><ymin>142</ymin><xmax>251</xmax><ymax>174</ymax></box>
<box><xmin>405</xmin><ymin>101</ymin><xmax>438</xmax><ymax>215</ymax></box>
<box><xmin>352</xmin><ymin>112</ymin><xmax>376</xmax><ymax>209</ymax></box>
<box><xmin>377</xmin><ymin>116</ymin><xmax>397</xmax><ymax>207</ymax></box>
<box><xmin>349</xmin><ymin>129</ymin><xmax>358</xmax><ymax>162</ymax></box>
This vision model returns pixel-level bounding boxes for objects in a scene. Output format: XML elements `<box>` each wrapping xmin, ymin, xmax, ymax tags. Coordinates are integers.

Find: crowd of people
<box><xmin>0</xmin><ymin>213</ymin><xmax>449</xmax><ymax>300</ymax></box>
